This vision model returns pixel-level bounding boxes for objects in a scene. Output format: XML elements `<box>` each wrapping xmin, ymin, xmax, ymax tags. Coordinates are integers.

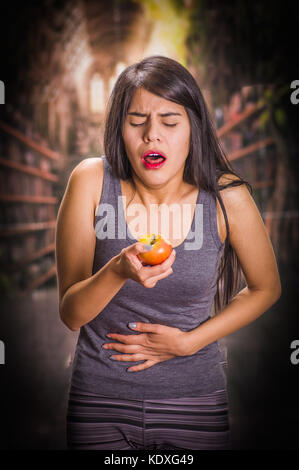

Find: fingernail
<box><xmin>128</xmin><ymin>322</ymin><xmax>136</xmax><ymax>329</ymax></box>
<box><xmin>110</xmin><ymin>356</ymin><xmax>116</xmax><ymax>360</ymax></box>
<box><xmin>143</xmin><ymin>244</ymin><xmax>152</xmax><ymax>251</ymax></box>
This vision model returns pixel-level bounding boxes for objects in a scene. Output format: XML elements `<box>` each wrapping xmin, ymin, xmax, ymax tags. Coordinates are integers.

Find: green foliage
<box><xmin>261</xmin><ymin>84</ymin><xmax>290</xmax><ymax>130</ymax></box>
<box><xmin>274</xmin><ymin>108</ymin><xmax>287</xmax><ymax>128</ymax></box>
<box><xmin>259</xmin><ymin>109</ymin><xmax>269</xmax><ymax>131</ymax></box>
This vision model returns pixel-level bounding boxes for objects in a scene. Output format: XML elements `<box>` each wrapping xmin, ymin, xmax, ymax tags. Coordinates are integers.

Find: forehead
<box><xmin>128</xmin><ymin>87</ymin><xmax>186</xmax><ymax>115</ymax></box>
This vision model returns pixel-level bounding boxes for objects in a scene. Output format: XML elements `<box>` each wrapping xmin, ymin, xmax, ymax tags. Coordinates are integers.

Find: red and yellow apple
<box><xmin>138</xmin><ymin>233</ymin><xmax>173</xmax><ymax>265</ymax></box>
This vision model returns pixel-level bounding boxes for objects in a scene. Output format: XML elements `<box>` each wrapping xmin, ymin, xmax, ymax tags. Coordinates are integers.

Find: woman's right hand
<box><xmin>112</xmin><ymin>242</ymin><xmax>176</xmax><ymax>288</ymax></box>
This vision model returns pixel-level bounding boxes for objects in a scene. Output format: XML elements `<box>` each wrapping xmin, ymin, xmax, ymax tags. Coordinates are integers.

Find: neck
<box><xmin>129</xmin><ymin>172</ymin><xmax>190</xmax><ymax>208</ymax></box>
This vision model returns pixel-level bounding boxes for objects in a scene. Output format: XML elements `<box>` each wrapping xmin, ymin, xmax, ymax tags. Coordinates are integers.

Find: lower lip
<box><xmin>142</xmin><ymin>157</ymin><xmax>166</xmax><ymax>169</ymax></box>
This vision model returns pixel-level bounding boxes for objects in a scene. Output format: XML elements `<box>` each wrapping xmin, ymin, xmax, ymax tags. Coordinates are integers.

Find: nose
<box><xmin>143</xmin><ymin>120</ymin><xmax>161</xmax><ymax>142</ymax></box>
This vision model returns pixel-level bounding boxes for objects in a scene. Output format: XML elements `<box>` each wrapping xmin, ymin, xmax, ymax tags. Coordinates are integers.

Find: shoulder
<box><xmin>68</xmin><ymin>157</ymin><xmax>104</xmax><ymax>212</ymax></box>
<box><xmin>70</xmin><ymin>156</ymin><xmax>104</xmax><ymax>181</ymax></box>
<box><xmin>216</xmin><ymin>173</ymin><xmax>255</xmax><ymax>238</ymax></box>
<box><xmin>217</xmin><ymin>172</ymin><xmax>244</xmax><ymax>187</ymax></box>
<box><xmin>217</xmin><ymin>172</ymin><xmax>251</xmax><ymax>205</ymax></box>
<box><xmin>217</xmin><ymin>172</ymin><xmax>260</xmax><ymax>241</ymax></box>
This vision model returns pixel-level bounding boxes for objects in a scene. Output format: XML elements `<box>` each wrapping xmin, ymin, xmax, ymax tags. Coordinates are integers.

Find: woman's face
<box><xmin>122</xmin><ymin>87</ymin><xmax>191</xmax><ymax>187</ymax></box>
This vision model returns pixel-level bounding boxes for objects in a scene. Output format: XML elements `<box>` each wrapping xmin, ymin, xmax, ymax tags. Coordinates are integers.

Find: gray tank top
<box><xmin>70</xmin><ymin>155</ymin><xmax>227</xmax><ymax>399</ymax></box>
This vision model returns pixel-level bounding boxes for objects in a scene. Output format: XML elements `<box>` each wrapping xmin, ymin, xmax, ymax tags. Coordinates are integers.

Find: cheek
<box><xmin>122</xmin><ymin>128</ymin><xmax>134</xmax><ymax>151</ymax></box>
<box><xmin>174</xmin><ymin>129</ymin><xmax>190</xmax><ymax>154</ymax></box>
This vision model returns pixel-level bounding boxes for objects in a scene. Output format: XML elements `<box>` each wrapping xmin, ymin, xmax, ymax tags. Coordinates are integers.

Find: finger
<box><xmin>102</xmin><ymin>343</ymin><xmax>137</xmax><ymax>353</ymax></box>
<box><xmin>141</xmin><ymin>266</ymin><xmax>174</xmax><ymax>288</ymax></box>
<box><xmin>110</xmin><ymin>353</ymin><xmax>145</xmax><ymax>362</ymax></box>
<box><xmin>127</xmin><ymin>359</ymin><xmax>157</xmax><ymax>372</ymax></box>
<box><xmin>148</xmin><ymin>248</ymin><xmax>176</xmax><ymax>272</ymax></box>
<box><xmin>161</xmin><ymin>247</ymin><xmax>177</xmax><ymax>267</ymax></box>
<box><xmin>139</xmin><ymin>250</ymin><xmax>176</xmax><ymax>278</ymax></box>
<box><xmin>161</xmin><ymin>248</ymin><xmax>176</xmax><ymax>267</ymax></box>
<box><xmin>142</xmin><ymin>265</ymin><xmax>173</xmax><ymax>287</ymax></box>
<box><xmin>130</xmin><ymin>242</ymin><xmax>152</xmax><ymax>256</ymax></box>
<box><xmin>128</xmin><ymin>322</ymin><xmax>163</xmax><ymax>334</ymax></box>
<box><xmin>106</xmin><ymin>333</ymin><xmax>146</xmax><ymax>345</ymax></box>
<box><xmin>126</xmin><ymin>242</ymin><xmax>152</xmax><ymax>271</ymax></box>
<box><xmin>144</xmin><ymin>267</ymin><xmax>174</xmax><ymax>286</ymax></box>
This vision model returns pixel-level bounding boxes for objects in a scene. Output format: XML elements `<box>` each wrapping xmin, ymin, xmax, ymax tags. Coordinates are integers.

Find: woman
<box><xmin>55</xmin><ymin>55</ymin><xmax>281</xmax><ymax>450</ymax></box>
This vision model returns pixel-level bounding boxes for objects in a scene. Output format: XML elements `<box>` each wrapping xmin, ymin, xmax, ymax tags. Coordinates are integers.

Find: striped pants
<box><xmin>66</xmin><ymin>387</ymin><xmax>231</xmax><ymax>450</ymax></box>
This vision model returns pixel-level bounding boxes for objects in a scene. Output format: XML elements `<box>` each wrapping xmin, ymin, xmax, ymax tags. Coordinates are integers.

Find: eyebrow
<box><xmin>127</xmin><ymin>111</ymin><xmax>182</xmax><ymax>117</ymax></box>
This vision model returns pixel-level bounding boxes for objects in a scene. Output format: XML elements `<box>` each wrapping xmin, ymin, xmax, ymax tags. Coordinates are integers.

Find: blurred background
<box><xmin>0</xmin><ymin>0</ymin><xmax>298</xmax><ymax>450</ymax></box>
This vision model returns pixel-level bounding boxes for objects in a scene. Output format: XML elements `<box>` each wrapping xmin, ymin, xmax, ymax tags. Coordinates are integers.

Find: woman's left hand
<box><xmin>102</xmin><ymin>322</ymin><xmax>190</xmax><ymax>372</ymax></box>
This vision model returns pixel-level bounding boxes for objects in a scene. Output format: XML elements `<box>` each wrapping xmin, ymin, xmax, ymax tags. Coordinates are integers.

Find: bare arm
<box><xmin>55</xmin><ymin>158</ymin><xmax>126</xmax><ymax>331</ymax></box>
<box><xmin>55</xmin><ymin>158</ymin><xmax>175</xmax><ymax>332</ymax></box>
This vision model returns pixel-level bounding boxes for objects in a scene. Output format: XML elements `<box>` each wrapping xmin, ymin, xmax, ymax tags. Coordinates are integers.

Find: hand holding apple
<box><xmin>112</xmin><ymin>237</ymin><xmax>176</xmax><ymax>288</ymax></box>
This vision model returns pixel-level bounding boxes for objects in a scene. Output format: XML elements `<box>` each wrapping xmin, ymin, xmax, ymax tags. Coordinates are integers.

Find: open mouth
<box><xmin>142</xmin><ymin>153</ymin><xmax>166</xmax><ymax>168</ymax></box>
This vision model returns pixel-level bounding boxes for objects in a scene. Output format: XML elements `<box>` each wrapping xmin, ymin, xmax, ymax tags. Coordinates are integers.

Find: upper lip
<box><xmin>142</xmin><ymin>150</ymin><xmax>167</xmax><ymax>160</ymax></box>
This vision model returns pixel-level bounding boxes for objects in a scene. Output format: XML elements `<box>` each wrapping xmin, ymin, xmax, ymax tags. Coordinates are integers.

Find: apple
<box><xmin>138</xmin><ymin>233</ymin><xmax>173</xmax><ymax>265</ymax></box>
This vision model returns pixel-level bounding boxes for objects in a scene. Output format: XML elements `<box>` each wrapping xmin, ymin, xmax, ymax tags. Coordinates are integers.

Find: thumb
<box><xmin>133</xmin><ymin>242</ymin><xmax>152</xmax><ymax>254</ymax></box>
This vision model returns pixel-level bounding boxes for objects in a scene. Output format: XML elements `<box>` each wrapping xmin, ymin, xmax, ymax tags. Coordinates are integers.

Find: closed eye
<box><xmin>130</xmin><ymin>123</ymin><xmax>177</xmax><ymax>127</ymax></box>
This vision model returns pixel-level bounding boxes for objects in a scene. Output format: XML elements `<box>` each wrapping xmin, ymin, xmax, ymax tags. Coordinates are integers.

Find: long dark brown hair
<box><xmin>103</xmin><ymin>55</ymin><xmax>252</xmax><ymax>314</ymax></box>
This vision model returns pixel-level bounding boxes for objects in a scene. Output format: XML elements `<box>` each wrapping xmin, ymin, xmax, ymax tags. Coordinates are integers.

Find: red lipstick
<box><xmin>141</xmin><ymin>151</ymin><xmax>167</xmax><ymax>169</ymax></box>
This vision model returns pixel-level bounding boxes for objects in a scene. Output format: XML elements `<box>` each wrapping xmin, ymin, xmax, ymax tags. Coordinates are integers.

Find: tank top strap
<box><xmin>98</xmin><ymin>155</ymin><xmax>119</xmax><ymax>206</ymax></box>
